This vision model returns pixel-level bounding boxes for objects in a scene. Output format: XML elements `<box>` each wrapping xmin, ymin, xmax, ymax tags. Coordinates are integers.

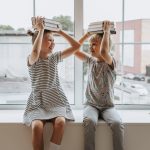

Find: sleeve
<box><xmin>84</xmin><ymin>55</ymin><xmax>96</xmax><ymax>66</ymax></box>
<box><xmin>112</xmin><ymin>57</ymin><xmax>117</xmax><ymax>70</ymax></box>
<box><xmin>27</xmin><ymin>55</ymin><xmax>31</xmax><ymax>67</ymax></box>
<box><xmin>53</xmin><ymin>51</ymin><xmax>63</xmax><ymax>63</ymax></box>
<box><xmin>26</xmin><ymin>55</ymin><xmax>36</xmax><ymax>69</ymax></box>
<box><xmin>108</xmin><ymin>56</ymin><xmax>116</xmax><ymax>71</ymax></box>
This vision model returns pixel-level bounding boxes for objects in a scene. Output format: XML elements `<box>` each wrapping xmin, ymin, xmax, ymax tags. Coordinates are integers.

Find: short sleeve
<box><xmin>52</xmin><ymin>51</ymin><xmax>62</xmax><ymax>63</ymax></box>
<box><xmin>107</xmin><ymin>56</ymin><xmax>117</xmax><ymax>71</ymax></box>
<box><xmin>26</xmin><ymin>55</ymin><xmax>36</xmax><ymax>69</ymax></box>
<box><xmin>111</xmin><ymin>57</ymin><xmax>117</xmax><ymax>70</ymax></box>
<box><xmin>85</xmin><ymin>55</ymin><xmax>97</xmax><ymax>66</ymax></box>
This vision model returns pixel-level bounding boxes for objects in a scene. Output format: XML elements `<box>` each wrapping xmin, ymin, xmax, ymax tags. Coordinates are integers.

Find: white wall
<box><xmin>0</xmin><ymin>122</ymin><xmax>150</xmax><ymax>150</ymax></box>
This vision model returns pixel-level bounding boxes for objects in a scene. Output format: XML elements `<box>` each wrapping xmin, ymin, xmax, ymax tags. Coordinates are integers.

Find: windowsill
<box><xmin>0</xmin><ymin>109</ymin><xmax>150</xmax><ymax>124</ymax></box>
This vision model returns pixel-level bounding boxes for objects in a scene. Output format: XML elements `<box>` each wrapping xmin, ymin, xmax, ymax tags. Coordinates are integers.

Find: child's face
<box><xmin>42</xmin><ymin>32</ymin><xmax>55</xmax><ymax>53</ymax></box>
<box><xmin>89</xmin><ymin>36</ymin><xmax>101</xmax><ymax>58</ymax></box>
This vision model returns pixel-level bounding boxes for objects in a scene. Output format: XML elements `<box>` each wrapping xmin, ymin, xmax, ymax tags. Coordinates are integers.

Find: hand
<box><xmin>53</xmin><ymin>29</ymin><xmax>62</xmax><ymax>34</ymax></box>
<box><xmin>102</xmin><ymin>20</ymin><xmax>111</xmax><ymax>33</ymax></box>
<box><xmin>34</xmin><ymin>16</ymin><xmax>44</xmax><ymax>31</ymax></box>
<box><xmin>86</xmin><ymin>32</ymin><xmax>93</xmax><ymax>37</ymax></box>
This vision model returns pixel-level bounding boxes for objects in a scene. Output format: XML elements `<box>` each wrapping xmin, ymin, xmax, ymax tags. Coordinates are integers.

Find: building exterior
<box><xmin>114</xmin><ymin>19</ymin><xmax>150</xmax><ymax>75</ymax></box>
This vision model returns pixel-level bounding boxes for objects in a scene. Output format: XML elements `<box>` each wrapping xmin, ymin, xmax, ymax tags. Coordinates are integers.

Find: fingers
<box><xmin>102</xmin><ymin>20</ymin><xmax>111</xmax><ymax>32</ymax></box>
<box><xmin>36</xmin><ymin>16</ymin><xmax>44</xmax><ymax>24</ymax></box>
<box><xmin>34</xmin><ymin>16</ymin><xmax>44</xmax><ymax>30</ymax></box>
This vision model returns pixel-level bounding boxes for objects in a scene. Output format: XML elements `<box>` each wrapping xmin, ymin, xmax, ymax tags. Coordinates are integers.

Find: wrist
<box><xmin>37</xmin><ymin>28</ymin><xmax>44</xmax><ymax>32</ymax></box>
<box><xmin>103</xmin><ymin>30</ymin><xmax>110</xmax><ymax>34</ymax></box>
<box><xmin>86</xmin><ymin>32</ymin><xmax>91</xmax><ymax>37</ymax></box>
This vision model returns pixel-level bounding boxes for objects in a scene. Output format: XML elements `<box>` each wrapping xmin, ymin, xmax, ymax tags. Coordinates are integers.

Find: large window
<box><xmin>1</xmin><ymin>0</ymin><xmax>150</xmax><ymax>108</ymax></box>
<box><xmin>83</xmin><ymin>0</ymin><xmax>122</xmax><ymax>104</ymax></box>
<box><xmin>0</xmin><ymin>0</ymin><xmax>75</xmax><ymax>106</ymax></box>
<box><xmin>83</xmin><ymin>0</ymin><xmax>150</xmax><ymax>106</ymax></box>
<box><xmin>36</xmin><ymin>0</ymin><xmax>75</xmax><ymax>104</ymax></box>
<box><xmin>0</xmin><ymin>0</ymin><xmax>33</xmax><ymax>105</ymax></box>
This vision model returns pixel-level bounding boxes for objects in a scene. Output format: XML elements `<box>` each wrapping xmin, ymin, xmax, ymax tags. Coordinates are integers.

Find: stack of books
<box><xmin>31</xmin><ymin>17</ymin><xmax>62</xmax><ymax>31</ymax></box>
<box><xmin>87</xmin><ymin>21</ymin><xmax>116</xmax><ymax>34</ymax></box>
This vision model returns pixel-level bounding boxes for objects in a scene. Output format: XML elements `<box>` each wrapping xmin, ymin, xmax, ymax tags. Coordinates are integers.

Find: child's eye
<box><xmin>49</xmin><ymin>39</ymin><xmax>54</xmax><ymax>42</ymax></box>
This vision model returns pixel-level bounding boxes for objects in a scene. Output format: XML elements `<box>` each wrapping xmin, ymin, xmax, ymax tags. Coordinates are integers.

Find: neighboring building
<box><xmin>113</xmin><ymin>19</ymin><xmax>150</xmax><ymax>75</ymax></box>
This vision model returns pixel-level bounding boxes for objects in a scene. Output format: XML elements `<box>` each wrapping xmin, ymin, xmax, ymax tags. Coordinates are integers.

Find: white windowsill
<box><xmin>0</xmin><ymin>109</ymin><xmax>150</xmax><ymax>124</ymax></box>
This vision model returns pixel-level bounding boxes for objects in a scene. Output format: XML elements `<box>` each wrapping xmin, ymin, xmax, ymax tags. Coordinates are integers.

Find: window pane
<box><xmin>84</xmin><ymin>0</ymin><xmax>122</xmax><ymax>27</ymax></box>
<box><xmin>125</xmin><ymin>0</ymin><xmax>150</xmax><ymax>43</ymax></box>
<box><xmin>36</xmin><ymin>0</ymin><xmax>74</xmax><ymax>104</ymax></box>
<box><xmin>114</xmin><ymin>44</ymin><xmax>150</xmax><ymax>104</ymax></box>
<box><xmin>0</xmin><ymin>0</ymin><xmax>33</xmax><ymax>105</ymax></box>
<box><xmin>83</xmin><ymin>0</ymin><xmax>122</xmax><ymax>103</ymax></box>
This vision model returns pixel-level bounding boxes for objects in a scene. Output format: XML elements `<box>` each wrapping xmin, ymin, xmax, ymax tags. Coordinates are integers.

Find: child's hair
<box><xmin>27</xmin><ymin>29</ymin><xmax>52</xmax><ymax>44</ymax></box>
<box><xmin>89</xmin><ymin>33</ymin><xmax>112</xmax><ymax>50</ymax></box>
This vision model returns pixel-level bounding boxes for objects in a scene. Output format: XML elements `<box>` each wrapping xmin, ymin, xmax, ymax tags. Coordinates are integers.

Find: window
<box><xmin>83</xmin><ymin>0</ymin><xmax>122</xmax><ymax>104</ymax></box>
<box><xmin>0</xmin><ymin>0</ymin><xmax>33</xmax><ymax>106</ymax></box>
<box><xmin>0</xmin><ymin>0</ymin><xmax>75</xmax><ymax>106</ymax></box>
<box><xmin>36</xmin><ymin>0</ymin><xmax>74</xmax><ymax>104</ymax></box>
<box><xmin>1</xmin><ymin>0</ymin><xmax>150</xmax><ymax>109</ymax></box>
<box><xmin>83</xmin><ymin>0</ymin><xmax>150</xmax><ymax>106</ymax></box>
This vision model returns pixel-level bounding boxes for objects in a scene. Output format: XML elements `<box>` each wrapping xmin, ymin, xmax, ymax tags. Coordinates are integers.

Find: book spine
<box><xmin>88</xmin><ymin>29</ymin><xmax>116</xmax><ymax>34</ymax></box>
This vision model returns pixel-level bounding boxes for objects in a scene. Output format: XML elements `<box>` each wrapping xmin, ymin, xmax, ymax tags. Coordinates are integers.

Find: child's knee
<box><xmin>111</xmin><ymin>121</ymin><xmax>124</xmax><ymax>130</ymax></box>
<box><xmin>54</xmin><ymin>117</ymin><xmax>66</xmax><ymax>130</ymax></box>
<box><xmin>32</xmin><ymin>120</ymin><xmax>44</xmax><ymax>131</ymax></box>
<box><xmin>83</xmin><ymin>117</ymin><xmax>97</xmax><ymax>128</ymax></box>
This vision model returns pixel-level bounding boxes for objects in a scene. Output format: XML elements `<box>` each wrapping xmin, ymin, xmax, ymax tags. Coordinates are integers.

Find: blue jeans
<box><xmin>83</xmin><ymin>105</ymin><xmax>124</xmax><ymax>150</ymax></box>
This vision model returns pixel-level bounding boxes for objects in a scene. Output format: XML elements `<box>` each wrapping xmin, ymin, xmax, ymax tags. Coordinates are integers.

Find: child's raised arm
<box><xmin>28</xmin><ymin>16</ymin><xmax>44</xmax><ymax>66</ymax></box>
<box><xmin>55</xmin><ymin>30</ymin><xmax>80</xmax><ymax>59</ymax></box>
<box><xmin>100</xmin><ymin>20</ymin><xmax>113</xmax><ymax>65</ymax></box>
<box><xmin>74</xmin><ymin>32</ymin><xmax>91</xmax><ymax>62</ymax></box>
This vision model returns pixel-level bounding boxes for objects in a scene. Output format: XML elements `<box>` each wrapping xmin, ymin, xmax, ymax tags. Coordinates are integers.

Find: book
<box><xmin>87</xmin><ymin>21</ymin><xmax>116</xmax><ymax>34</ymax></box>
<box><xmin>31</xmin><ymin>17</ymin><xmax>62</xmax><ymax>31</ymax></box>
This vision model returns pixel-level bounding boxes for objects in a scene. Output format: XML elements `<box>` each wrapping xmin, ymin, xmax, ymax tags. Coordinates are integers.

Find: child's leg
<box><xmin>49</xmin><ymin>117</ymin><xmax>66</xmax><ymax>150</ymax></box>
<box><xmin>31</xmin><ymin>120</ymin><xmax>46</xmax><ymax>150</ymax></box>
<box><xmin>102</xmin><ymin>107</ymin><xmax>125</xmax><ymax>150</ymax></box>
<box><xmin>83</xmin><ymin>105</ymin><xmax>99</xmax><ymax>150</ymax></box>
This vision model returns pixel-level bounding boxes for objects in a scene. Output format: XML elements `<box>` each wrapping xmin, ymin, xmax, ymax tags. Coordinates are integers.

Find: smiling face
<box><xmin>41</xmin><ymin>31</ymin><xmax>55</xmax><ymax>54</ymax></box>
<box><xmin>89</xmin><ymin>33</ymin><xmax>112</xmax><ymax>61</ymax></box>
<box><xmin>89</xmin><ymin>34</ymin><xmax>104</xmax><ymax>60</ymax></box>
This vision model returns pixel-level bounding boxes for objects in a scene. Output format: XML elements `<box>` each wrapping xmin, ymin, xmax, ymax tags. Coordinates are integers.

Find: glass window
<box><xmin>0</xmin><ymin>0</ymin><xmax>75</xmax><ymax>106</ymax></box>
<box><xmin>36</xmin><ymin>0</ymin><xmax>75</xmax><ymax>104</ymax></box>
<box><xmin>115</xmin><ymin>44</ymin><xmax>150</xmax><ymax>104</ymax></box>
<box><xmin>125</xmin><ymin>0</ymin><xmax>150</xmax><ymax>43</ymax></box>
<box><xmin>83</xmin><ymin>0</ymin><xmax>122</xmax><ymax>103</ymax></box>
<box><xmin>0</xmin><ymin>0</ymin><xmax>33</xmax><ymax>105</ymax></box>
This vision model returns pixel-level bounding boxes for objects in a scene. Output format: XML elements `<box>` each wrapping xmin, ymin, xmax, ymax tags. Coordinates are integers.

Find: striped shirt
<box><xmin>85</xmin><ymin>55</ymin><xmax>116</xmax><ymax>109</ymax></box>
<box><xmin>23</xmin><ymin>51</ymin><xmax>74</xmax><ymax>126</ymax></box>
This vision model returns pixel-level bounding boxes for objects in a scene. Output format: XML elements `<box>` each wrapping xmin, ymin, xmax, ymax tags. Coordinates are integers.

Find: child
<box><xmin>74</xmin><ymin>20</ymin><xmax>124</xmax><ymax>150</ymax></box>
<box><xmin>23</xmin><ymin>16</ymin><xmax>80</xmax><ymax>150</ymax></box>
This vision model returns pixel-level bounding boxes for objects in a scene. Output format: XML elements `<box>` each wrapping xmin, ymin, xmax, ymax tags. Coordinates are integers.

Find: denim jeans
<box><xmin>83</xmin><ymin>105</ymin><xmax>124</xmax><ymax>150</ymax></box>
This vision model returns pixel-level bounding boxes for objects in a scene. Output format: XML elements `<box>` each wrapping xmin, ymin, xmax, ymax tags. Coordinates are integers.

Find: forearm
<box><xmin>32</xmin><ymin>29</ymin><xmax>44</xmax><ymax>54</ymax></box>
<box><xmin>74</xmin><ymin>33</ymin><xmax>91</xmax><ymax>61</ymax></box>
<box><xmin>79</xmin><ymin>32</ymin><xmax>90</xmax><ymax>44</ymax></box>
<box><xmin>74</xmin><ymin>32</ymin><xmax>90</xmax><ymax>54</ymax></box>
<box><xmin>59</xmin><ymin>30</ymin><xmax>80</xmax><ymax>48</ymax></box>
<box><xmin>100</xmin><ymin>31</ymin><xmax>110</xmax><ymax>55</ymax></box>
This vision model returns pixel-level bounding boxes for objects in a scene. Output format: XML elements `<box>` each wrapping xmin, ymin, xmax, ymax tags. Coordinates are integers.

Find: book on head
<box><xmin>31</xmin><ymin>17</ymin><xmax>62</xmax><ymax>31</ymax></box>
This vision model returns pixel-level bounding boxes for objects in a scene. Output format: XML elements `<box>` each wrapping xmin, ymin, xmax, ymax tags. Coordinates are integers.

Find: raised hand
<box><xmin>102</xmin><ymin>20</ymin><xmax>111</xmax><ymax>33</ymax></box>
<box><xmin>34</xmin><ymin>16</ymin><xmax>45</xmax><ymax>31</ymax></box>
